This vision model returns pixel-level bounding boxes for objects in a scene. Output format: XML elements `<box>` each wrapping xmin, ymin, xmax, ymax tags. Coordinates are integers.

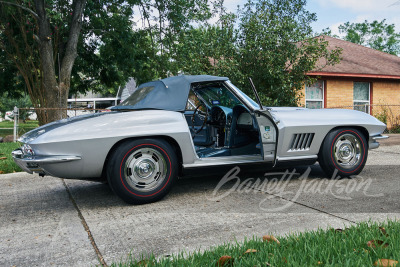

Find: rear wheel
<box><xmin>318</xmin><ymin>128</ymin><xmax>368</xmax><ymax>178</ymax></box>
<box><xmin>107</xmin><ymin>139</ymin><xmax>178</xmax><ymax>204</ymax></box>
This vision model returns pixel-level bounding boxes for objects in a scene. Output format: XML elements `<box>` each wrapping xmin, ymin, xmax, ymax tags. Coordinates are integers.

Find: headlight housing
<box><xmin>22</xmin><ymin>144</ymin><xmax>35</xmax><ymax>156</ymax></box>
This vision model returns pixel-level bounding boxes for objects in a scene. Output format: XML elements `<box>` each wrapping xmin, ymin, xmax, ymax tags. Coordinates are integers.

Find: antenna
<box><xmin>248</xmin><ymin>77</ymin><xmax>263</xmax><ymax>110</ymax></box>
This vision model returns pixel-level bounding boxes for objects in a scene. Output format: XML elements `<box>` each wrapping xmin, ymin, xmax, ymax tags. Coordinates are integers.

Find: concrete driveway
<box><xmin>1</xmin><ymin>141</ymin><xmax>399</xmax><ymax>266</ymax></box>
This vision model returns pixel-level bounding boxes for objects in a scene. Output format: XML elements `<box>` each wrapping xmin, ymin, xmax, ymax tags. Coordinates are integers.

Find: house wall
<box><xmin>373</xmin><ymin>81</ymin><xmax>400</xmax><ymax>104</ymax></box>
<box><xmin>371</xmin><ymin>81</ymin><xmax>400</xmax><ymax>129</ymax></box>
<box><xmin>325</xmin><ymin>80</ymin><xmax>353</xmax><ymax>108</ymax></box>
<box><xmin>298</xmin><ymin>80</ymin><xmax>353</xmax><ymax>108</ymax></box>
<box><xmin>297</xmin><ymin>87</ymin><xmax>306</xmax><ymax>107</ymax></box>
<box><xmin>299</xmin><ymin>78</ymin><xmax>400</xmax><ymax>129</ymax></box>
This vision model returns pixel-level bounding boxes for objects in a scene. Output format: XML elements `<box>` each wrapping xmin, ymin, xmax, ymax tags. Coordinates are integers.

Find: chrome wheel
<box><xmin>333</xmin><ymin>133</ymin><xmax>362</xmax><ymax>169</ymax></box>
<box><xmin>124</xmin><ymin>148</ymin><xmax>167</xmax><ymax>192</ymax></box>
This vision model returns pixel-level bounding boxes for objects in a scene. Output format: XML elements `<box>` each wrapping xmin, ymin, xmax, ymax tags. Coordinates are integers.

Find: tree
<box><xmin>174</xmin><ymin>2</ymin><xmax>244</xmax><ymax>86</ymax></box>
<box><xmin>0</xmin><ymin>0</ymin><xmax>87</xmax><ymax>124</ymax></box>
<box><xmin>175</xmin><ymin>0</ymin><xmax>341</xmax><ymax>106</ymax></box>
<box><xmin>0</xmin><ymin>0</ymin><xmax>211</xmax><ymax>125</ymax></box>
<box><xmin>132</xmin><ymin>0</ymin><xmax>211</xmax><ymax>81</ymax></box>
<box><xmin>325</xmin><ymin>20</ymin><xmax>400</xmax><ymax>56</ymax></box>
<box><xmin>0</xmin><ymin>50</ymin><xmax>25</xmax><ymax>98</ymax></box>
<box><xmin>0</xmin><ymin>92</ymin><xmax>32</xmax><ymax>122</ymax></box>
<box><xmin>236</xmin><ymin>0</ymin><xmax>342</xmax><ymax>106</ymax></box>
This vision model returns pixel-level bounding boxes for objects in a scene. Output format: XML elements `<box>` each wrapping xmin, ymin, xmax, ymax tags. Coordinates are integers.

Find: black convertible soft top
<box><xmin>112</xmin><ymin>75</ymin><xmax>228</xmax><ymax>112</ymax></box>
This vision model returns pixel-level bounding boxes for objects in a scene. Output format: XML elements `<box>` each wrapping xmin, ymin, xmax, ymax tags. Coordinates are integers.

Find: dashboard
<box><xmin>210</xmin><ymin>106</ymin><xmax>231</xmax><ymax>126</ymax></box>
<box><xmin>209</xmin><ymin>105</ymin><xmax>255</xmax><ymax>148</ymax></box>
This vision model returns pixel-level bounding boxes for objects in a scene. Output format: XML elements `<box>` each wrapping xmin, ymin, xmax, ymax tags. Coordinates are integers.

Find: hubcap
<box><xmin>124</xmin><ymin>148</ymin><xmax>167</xmax><ymax>192</ymax></box>
<box><xmin>333</xmin><ymin>133</ymin><xmax>362</xmax><ymax>169</ymax></box>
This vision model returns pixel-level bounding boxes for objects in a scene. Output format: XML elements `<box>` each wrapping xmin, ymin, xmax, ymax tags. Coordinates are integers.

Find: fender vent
<box><xmin>289</xmin><ymin>133</ymin><xmax>315</xmax><ymax>151</ymax></box>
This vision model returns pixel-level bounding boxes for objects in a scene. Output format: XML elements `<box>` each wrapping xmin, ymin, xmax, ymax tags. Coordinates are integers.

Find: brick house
<box><xmin>299</xmin><ymin>36</ymin><xmax>400</xmax><ymax>128</ymax></box>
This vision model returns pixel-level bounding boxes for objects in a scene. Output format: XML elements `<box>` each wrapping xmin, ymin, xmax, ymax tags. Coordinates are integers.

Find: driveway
<box><xmin>1</xmin><ymin>140</ymin><xmax>399</xmax><ymax>266</ymax></box>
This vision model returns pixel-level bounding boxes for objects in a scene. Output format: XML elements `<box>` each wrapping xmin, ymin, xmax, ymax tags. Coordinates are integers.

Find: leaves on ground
<box><xmin>263</xmin><ymin>235</ymin><xmax>280</xmax><ymax>245</ymax></box>
<box><xmin>137</xmin><ymin>259</ymin><xmax>151</xmax><ymax>267</ymax></box>
<box><xmin>367</xmin><ymin>240</ymin><xmax>389</xmax><ymax>248</ymax></box>
<box><xmin>374</xmin><ymin>259</ymin><xmax>398</xmax><ymax>267</ymax></box>
<box><xmin>217</xmin><ymin>255</ymin><xmax>234</xmax><ymax>266</ymax></box>
<box><xmin>243</xmin><ymin>249</ymin><xmax>257</xmax><ymax>254</ymax></box>
<box><xmin>380</xmin><ymin>227</ymin><xmax>389</xmax><ymax>237</ymax></box>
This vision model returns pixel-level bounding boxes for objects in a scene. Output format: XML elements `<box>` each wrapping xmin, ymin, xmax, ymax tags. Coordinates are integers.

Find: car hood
<box><xmin>18</xmin><ymin>112</ymin><xmax>115</xmax><ymax>143</ymax></box>
<box><xmin>269</xmin><ymin>107</ymin><xmax>386</xmax><ymax>128</ymax></box>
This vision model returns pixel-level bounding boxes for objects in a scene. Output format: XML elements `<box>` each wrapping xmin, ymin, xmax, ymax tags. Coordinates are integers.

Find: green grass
<box><xmin>0</xmin><ymin>120</ymin><xmax>39</xmax><ymax>128</ymax></box>
<box><xmin>0</xmin><ymin>120</ymin><xmax>38</xmax><ymax>138</ymax></box>
<box><xmin>0</xmin><ymin>142</ymin><xmax>22</xmax><ymax>174</ymax></box>
<box><xmin>113</xmin><ymin>220</ymin><xmax>400</xmax><ymax>267</ymax></box>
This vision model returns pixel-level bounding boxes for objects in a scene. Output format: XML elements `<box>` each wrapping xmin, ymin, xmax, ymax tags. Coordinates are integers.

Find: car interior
<box><xmin>184</xmin><ymin>82</ymin><xmax>262</xmax><ymax>158</ymax></box>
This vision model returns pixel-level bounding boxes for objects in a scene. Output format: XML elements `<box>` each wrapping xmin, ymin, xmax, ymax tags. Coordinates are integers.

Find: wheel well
<box><xmin>100</xmin><ymin>136</ymin><xmax>184</xmax><ymax>181</ymax></box>
<box><xmin>318</xmin><ymin>126</ymin><xmax>369</xmax><ymax>156</ymax></box>
<box><xmin>331</xmin><ymin>126</ymin><xmax>369</xmax><ymax>141</ymax></box>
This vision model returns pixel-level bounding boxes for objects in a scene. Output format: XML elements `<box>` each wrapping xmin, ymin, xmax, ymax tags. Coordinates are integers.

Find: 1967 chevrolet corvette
<box><xmin>13</xmin><ymin>75</ymin><xmax>387</xmax><ymax>204</ymax></box>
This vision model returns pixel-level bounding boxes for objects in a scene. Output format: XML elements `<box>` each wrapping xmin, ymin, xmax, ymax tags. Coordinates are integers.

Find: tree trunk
<box><xmin>33</xmin><ymin>0</ymin><xmax>86</xmax><ymax>124</ymax></box>
<box><xmin>1</xmin><ymin>0</ymin><xmax>86</xmax><ymax>125</ymax></box>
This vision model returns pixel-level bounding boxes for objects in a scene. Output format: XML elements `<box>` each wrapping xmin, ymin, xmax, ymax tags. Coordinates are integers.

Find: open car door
<box><xmin>254</xmin><ymin>110</ymin><xmax>279</xmax><ymax>165</ymax></box>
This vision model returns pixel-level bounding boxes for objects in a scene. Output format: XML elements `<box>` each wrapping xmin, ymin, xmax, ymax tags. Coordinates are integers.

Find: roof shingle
<box><xmin>308</xmin><ymin>35</ymin><xmax>400</xmax><ymax>79</ymax></box>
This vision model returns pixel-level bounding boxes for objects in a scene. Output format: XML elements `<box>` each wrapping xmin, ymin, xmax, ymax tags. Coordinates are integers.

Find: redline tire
<box><xmin>318</xmin><ymin>128</ymin><xmax>368</xmax><ymax>178</ymax></box>
<box><xmin>107</xmin><ymin>139</ymin><xmax>178</xmax><ymax>204</ymax></box>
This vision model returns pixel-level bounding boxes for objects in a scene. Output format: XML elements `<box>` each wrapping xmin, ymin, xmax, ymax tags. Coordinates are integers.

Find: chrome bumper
<box><xmin>372</xmin><ymin>135</ymin><xmax>389</xmax><ymax>140</ymax></box>
<box><xmin>369</xmin><ymin>134</ymin><xmax>389</xmax><ymax>149</ymax></box>
<box><xmin>12</xmin><ymin>148</ymin><xmax>81</xmax><ymax>175</ymax></box>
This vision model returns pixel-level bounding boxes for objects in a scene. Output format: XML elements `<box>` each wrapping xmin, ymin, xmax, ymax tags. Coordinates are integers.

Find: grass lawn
<box><xmin>0</xmin><ymin>121</ymin><xmax>37</xmax><ymax>173</ymax></box>
<box><xmin>0</xmin><ymin>142</ymin><xmax>22</xmax><ymax>174</ymax></box>
<box><xmin>0</xmin><ymin>120</ymin><xmax>39</xmax><ymax>138</ymax></box>
<box><xmin>113</xmin><ymin>220</ymin><xmax>400</xmax><ymax>267</ymax></box>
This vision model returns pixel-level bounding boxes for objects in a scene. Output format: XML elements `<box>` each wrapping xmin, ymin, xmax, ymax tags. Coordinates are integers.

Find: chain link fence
<box><xmin>3</xmin><ymin>104</ymin><xmax>399</xmax><ymax>142</ymax></box>
<box><xmin>1</xmin><ymin>107</ymin><xmax>108</xmax><ymax>141</ymax></box>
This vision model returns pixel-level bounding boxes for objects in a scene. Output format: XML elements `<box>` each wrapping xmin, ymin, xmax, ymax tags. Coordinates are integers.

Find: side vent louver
<box><xmin>289</xmin><ymin>133</ymin><xmax>315</xmax><ymax>151</ymax></box>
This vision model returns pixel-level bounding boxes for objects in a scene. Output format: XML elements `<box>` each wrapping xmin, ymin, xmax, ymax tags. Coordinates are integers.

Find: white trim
<box><xmin>276</xmin><ymin>155</ymin><xmax>318</xmax><ymax>161</ymax></box>
<box><xmin>67</xmin><ymin>97</ymin><xmax>119</xmax><ymax>102</ymax></box>
<box><xmin>305</xmin><ymin>80</ymin><xmax>324</xmax><ymax>109</ymax></box>
<box><xmin>353</xmin><ymin>82</ymin><xmax>370</xmax><ymax>114</ymax></box>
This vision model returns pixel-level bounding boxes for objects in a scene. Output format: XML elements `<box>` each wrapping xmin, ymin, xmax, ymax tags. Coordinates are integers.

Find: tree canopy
<box><xmin>0</xmin><ymin>0</ymin><xmax>210</xmax><ymax>124</ymax></box>
<box><xmin>1</xmin><ymin>0</ymin><xmax>342</xmax><ymax>125</ymax></box>
<box><xmin>175</xmin><ymin>0</ymin><xmax>341</xmax><ymax>106</ymax></box>
<box><xmin>323</xmin><ymin>19</ymin><xmax>400</xmax><ymax>56</ymax></box>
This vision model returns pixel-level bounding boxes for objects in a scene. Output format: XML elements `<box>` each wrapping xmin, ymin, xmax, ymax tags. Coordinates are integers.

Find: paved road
<box><xmin>1</xmin><ymin>144</ymin><xmax>399</xmax><ymax>266</ymax></box>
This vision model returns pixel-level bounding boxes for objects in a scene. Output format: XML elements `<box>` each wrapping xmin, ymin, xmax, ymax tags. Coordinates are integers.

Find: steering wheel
<box><xmin>191</xmin><ymin>103</ymin><xmax>208</xmax><ymax>135</ymax></box>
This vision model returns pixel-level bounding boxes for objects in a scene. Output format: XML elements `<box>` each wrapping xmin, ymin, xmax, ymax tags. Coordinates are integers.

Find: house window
<box><xmin>353</xmin><ymin>82</ymin><xmax>370</xmax><ymax>113</ymax></box>
<box><xmin>305</xmin><ymin>80</ymin><xmax>324</xmax><ymax>109</ymax></box>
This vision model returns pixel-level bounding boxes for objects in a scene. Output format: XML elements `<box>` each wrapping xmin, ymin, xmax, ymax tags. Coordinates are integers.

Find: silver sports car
<box><xmin>13</xmin><ymin>75</ymin><xmax>387</xmax><ymax>204</ymax></box>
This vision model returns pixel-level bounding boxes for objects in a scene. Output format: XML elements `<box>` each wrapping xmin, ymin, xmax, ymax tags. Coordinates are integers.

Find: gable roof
<box><xmin>308</xmin><ymin>35</ymin><xmax>400</xmax><ymax>80</ymax></box>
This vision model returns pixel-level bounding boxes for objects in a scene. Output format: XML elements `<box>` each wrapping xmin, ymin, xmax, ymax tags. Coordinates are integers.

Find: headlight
<box><xmin>19</xmin><ymin>129</ymin><xmax>46</xmax><ymax>143</ymax></box>
<box><xmin>22</xmin><ymin>144</ymin><xmax>35</xmax><ymax>156</ymax></box>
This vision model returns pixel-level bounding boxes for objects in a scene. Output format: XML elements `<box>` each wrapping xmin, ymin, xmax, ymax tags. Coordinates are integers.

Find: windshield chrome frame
<box><xmin>224</xmin><ymin>80</ymin><xmax>260</xmax><ymax>111</ymax></box>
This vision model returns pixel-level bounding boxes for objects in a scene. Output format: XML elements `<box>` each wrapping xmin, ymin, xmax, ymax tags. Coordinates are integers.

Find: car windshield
<box><xmin>225</xmin><ymin>81</ymin><xmax>259</xmax><ymax>110</ymax></box>
<box><xmin>193</xmin><ymin>83</ymin><xmax>241</xmax><ymax>109</ymax></box>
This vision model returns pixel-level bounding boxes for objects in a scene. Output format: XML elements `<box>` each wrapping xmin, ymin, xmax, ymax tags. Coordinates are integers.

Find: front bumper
<box><xmin>12</xmin><ymin>148</ymin><xmax>81</xmax><ymax>175</ymax></box>
<box><xmin>369</xmin><ymin>134</ymin><xmax>389</xmax><ymax>149</ymax></box>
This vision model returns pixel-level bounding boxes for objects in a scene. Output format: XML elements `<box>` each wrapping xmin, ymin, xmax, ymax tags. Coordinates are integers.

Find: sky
<box><xmin>223</xmin><ymin>0</ymin><xmax>400</xmax><ymax>36</ymax></box>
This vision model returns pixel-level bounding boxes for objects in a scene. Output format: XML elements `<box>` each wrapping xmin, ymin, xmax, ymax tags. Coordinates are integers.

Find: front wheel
<box><xmin>318</xmin><ymin>128</ymin><xmax>368</xmax><ymax>178</ymax></box>
<box><xmin>107</xmin><ymin>139</ymin><xmax>178</xmax><ymax>204</ymax></box>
